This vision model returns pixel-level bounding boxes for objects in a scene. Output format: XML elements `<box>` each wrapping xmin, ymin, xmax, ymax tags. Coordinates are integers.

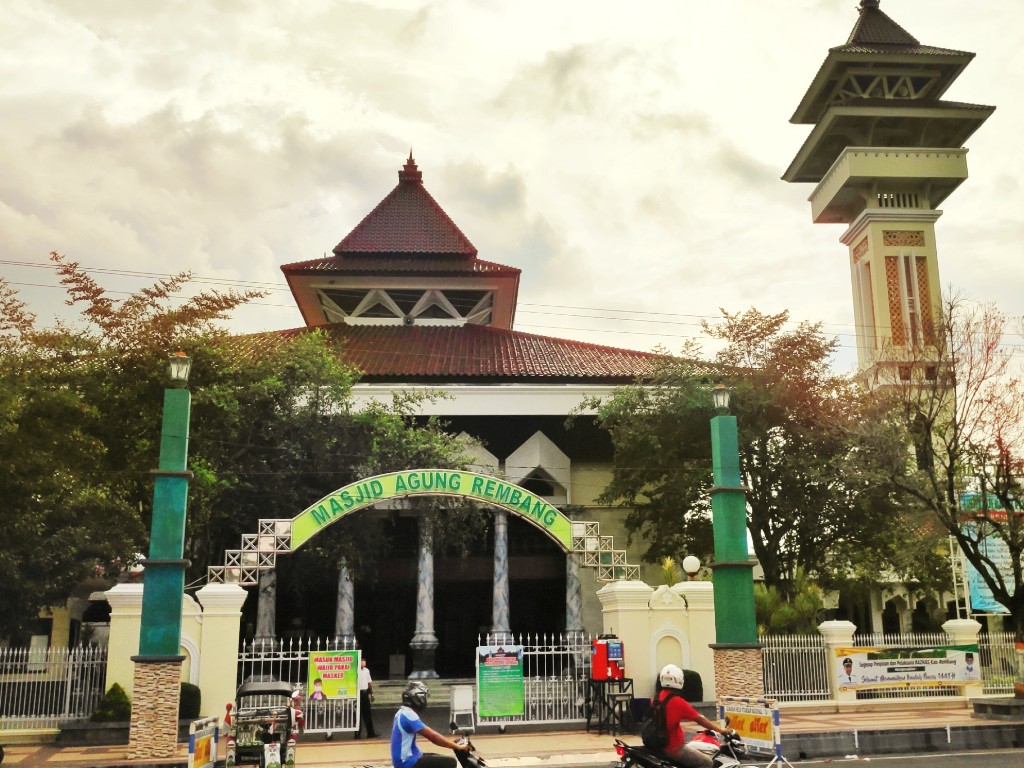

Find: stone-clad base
<box><xmin>712</xmin><ymin>646</ymin><xmax>763</xmax><ymax>697</ymax></box>
<box><xmin>128</xmin><ymin>660</ymin><xmax>182</xmax><ymax>760</ymax></box>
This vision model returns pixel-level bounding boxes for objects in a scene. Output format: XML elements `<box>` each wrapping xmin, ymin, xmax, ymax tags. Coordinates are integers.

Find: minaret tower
<box><xmin>784</xmin><ymin>0</ymin><xmax>993</xmax><ymax>386</ymax></box>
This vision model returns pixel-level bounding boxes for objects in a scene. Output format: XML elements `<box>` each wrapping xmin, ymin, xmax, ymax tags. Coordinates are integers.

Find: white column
<box><xmin>819</xmin><ymin>619</ymin><xmax>858</xmax><ymax>702</ymax></box>
<box><xmin>334</xmin><ymin>560</ymin><xmax>356</xmax><ymax>645</ymax></box>
<box><xmin>673</xmin><ymin>581</ymin><xmax>717</xmax><ymax>700</ymax></box>
<box><xmin>491</xmin><ymin>511</ymin><xmax>511</xmax><ymax>639</ymax></box>
<box><xmin>254</xmin><ymin>569</ymin><xmax>277</xmax><ymax>647</ymax></box>
<box><xmin>196</xmin><ymin>584</ymin><xmax>247</xmax><ymax>718</ymax></box>
<box><xmin>565</xmin><ymin>553</ymin><xmax>583</xmax><ymax>637</ymax></box>
<box><xmin>104</xmin><ymin>583</ymin><xmax>144</xmax><ymax>698</ymax></box>
<box><xmin>943</xmin><ymin>617</ymin><xmax>984</xmax><ymax>699</ymax></box>
<box><xmin>409</xmin><ymin>516</ymin><xmax>439</xmax><ymax>678</ymax></box>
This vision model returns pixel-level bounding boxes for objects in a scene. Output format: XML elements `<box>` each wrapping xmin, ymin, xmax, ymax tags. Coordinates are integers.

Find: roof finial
<box><xmin>860</xmin><ymin>0</ymin><xmax>880</xmax><ymax>8</ymax></box>
<box><xmin>399</xmin><ymin>151</ymin><xmax>423</xmax><ymax>184</ymax></box>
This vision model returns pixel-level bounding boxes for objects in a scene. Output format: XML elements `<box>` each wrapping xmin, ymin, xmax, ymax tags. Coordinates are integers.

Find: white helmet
<box><xmin>659</xmin><ymin>663</ymin><xmax>685</xmax><ymax>690</ymax></box>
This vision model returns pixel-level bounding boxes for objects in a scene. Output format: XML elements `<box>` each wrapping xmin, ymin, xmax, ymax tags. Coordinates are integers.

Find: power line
<box><xmin>4</xmin><ymin>259</ymin><xmax>1022</xmax><ymax>355</ymax></box>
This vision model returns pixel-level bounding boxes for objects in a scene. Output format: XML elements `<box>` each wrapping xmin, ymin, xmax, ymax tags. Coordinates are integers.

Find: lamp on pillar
<box><xmin>708</xmin><ymin>383</ymin><xmax>762</xmax><ymax>694</ymax></box>
<box><xmin>128</xmin><ymin>352</ymin><xmax>195</xmax><ymax>759</ymax></box>
<box><xmin>682</xmin><ymin>555</ymin><xmax>702</xmax><ymax>580</ymax></box>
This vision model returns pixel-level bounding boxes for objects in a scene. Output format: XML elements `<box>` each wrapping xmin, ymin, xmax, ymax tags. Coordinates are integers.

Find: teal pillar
<box><xmin>709</xmin><ymin>413</ymin><xmax>757</xmax><ymax>645</ymax></box>
<box><xmin>137</xmin><ymin>386</ymin><xmax>192</xmax><ymax>659</ymax></box>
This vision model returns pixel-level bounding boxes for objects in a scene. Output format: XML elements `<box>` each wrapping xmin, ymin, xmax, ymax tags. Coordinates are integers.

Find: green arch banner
<box><xmin>290</xmin><ymin>469</ymin><xmax>572</xmax><ymax>551</ymax></box>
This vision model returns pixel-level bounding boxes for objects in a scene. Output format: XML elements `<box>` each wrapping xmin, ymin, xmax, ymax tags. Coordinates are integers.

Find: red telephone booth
<box><xmin>591</xmin><ymin>635</ymin><xmax>625</xmax><ymax>679</ymax></box>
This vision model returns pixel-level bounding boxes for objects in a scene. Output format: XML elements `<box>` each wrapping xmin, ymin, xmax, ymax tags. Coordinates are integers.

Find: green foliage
<box><xmin>91</xmin><ymin>683</ymin><xmax>132</xmax><ymax>722</ymax></box>
<box><xmin>0</xmin><ymin>255</ymin><xmax>477</xmax><ymax>639</ymax></box>
<box><xmin>870</xmin><ymin>296</ymin><xmax>1024</xmax><ymax>646</ymax></box>
<box><xmin>681</xmin><ymin>669</ymin><xmax>703</xmax><ymax>702</ymax></box>
<box><xmin>179</xmin><ymin>682</ymin><xmax>202</xmax><ymax>719</ymax></box>
<box><xmin>584</xmin><ymin>308</ymin><xmax>914</xmax><ymax>593</ymax></box>
<box><xmin>754</xmin><ymin>568</ymin><xmax>824</xmax><ymax>634</ymax></box>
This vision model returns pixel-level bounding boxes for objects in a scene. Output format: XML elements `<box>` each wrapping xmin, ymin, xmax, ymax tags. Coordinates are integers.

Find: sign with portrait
<box><xmin>835</xmin><ymin>645</ymin><xmax>980</xmax><ymax>690</ymax></box>
<box><xmin>307</xmin><ymin>650</ymin><xmax>360</xmax><ymax>700</ymax></box>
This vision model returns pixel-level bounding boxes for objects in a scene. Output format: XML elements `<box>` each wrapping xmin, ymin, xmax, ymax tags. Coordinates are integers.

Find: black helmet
<box><xmin>402</xmin><ymin>680</ymin><xmax>429</xmax><ymax>711</ymax></box>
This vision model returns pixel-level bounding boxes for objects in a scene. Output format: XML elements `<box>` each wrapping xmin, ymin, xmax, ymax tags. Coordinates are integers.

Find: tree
<box><xmin>582</xmin><ymin>308</ymin><xmax>921</xmax><ymax>597</ymax></box>
<box><xmin>873</xmin><ymin>297</ymin><xmax>1024</xmax><ymax>653</ymax></box>
<box><xmin>754</xmin><ymin>568</ymin><xmax>824</xmax><ymax>634</ymax></box>
<box><xmin>0</xmin><ymin>254</ymin><xmax>477</xmax><ymax>641</ymax></box>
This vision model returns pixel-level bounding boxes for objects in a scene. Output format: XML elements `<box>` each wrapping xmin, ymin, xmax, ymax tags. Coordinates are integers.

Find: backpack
<box><xmin>640</xmin><ymin>691</ymin><xmax>678</xmax><ymax>750</ymax></box>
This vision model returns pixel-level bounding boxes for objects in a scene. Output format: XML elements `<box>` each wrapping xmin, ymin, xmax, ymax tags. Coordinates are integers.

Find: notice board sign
<box><xmin>476</xmin><ymin>645</ymin><xmax>525</xmax><ymax>717</ymax></box>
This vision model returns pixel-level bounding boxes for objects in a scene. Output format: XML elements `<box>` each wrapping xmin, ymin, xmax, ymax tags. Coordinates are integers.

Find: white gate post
<box><xmin>818</xmin><ymin>619</ymin><xmax>857</xmax><ymax>702</ymax></box>
<box><xmin>196</xmin><ymin>584</ymin><xmax>248</xmax><ymax>718</ymax></box>
<box><xmin>942</xmin><ymin>617</ymin><xmax>984</xmax><ymax>699</ymax></box>
<box><xmin>105</xmin><ymin>583</ymin><xmax>144</xmax><ymax>698</ymax></box>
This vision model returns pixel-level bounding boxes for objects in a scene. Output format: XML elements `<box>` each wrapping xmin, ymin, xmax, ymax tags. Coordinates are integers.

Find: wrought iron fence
<box><xmin>476</xmin><ymin>632</ymin><xmax>593</xmax><ymax>726</ymax></box>
<box><xmin>978</xmin><ymin>631</ymin><xmax>1017</xmax><ymax>695</ymax></box>
<box><xmin>236</xmin><ymin>636</ymin><xmax>359</xmax><ymax>736</ymax></box>
<box><xmin>759</xmin><ymin>633</ymin><xmax>830</xmax><ymax>701</ymax></box>
<box><xmin>0</xmin><ymin>645</ymin><xmax>108</xmax><ymax>731</ymax></box>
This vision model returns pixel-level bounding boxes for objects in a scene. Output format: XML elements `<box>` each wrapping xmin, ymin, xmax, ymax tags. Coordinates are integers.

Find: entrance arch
<box><xmin>207</xmin><ymin>469</ymin><xmax>639</xmax><ymax>585</ymax></box>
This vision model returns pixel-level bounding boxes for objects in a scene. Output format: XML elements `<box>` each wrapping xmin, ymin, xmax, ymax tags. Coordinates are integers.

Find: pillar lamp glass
<box><xmin>168</xmin><ymin>351</ymin><xmax>192</xmax><ymax>385</ymax></box>
<box><xmin>682</xmin><ymin>555</ymin><xmax>701</xmax><ymax>578</ymax></box>
<box><xmin>712</xmin><ymin>383</ymin><xmax>731</xmax><ymax>413</ymax></box>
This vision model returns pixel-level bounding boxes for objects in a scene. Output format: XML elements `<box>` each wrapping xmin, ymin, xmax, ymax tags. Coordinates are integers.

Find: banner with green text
<box><xmin>477</xmin><ymin>645</ymin><xmax>525</xmax><ymax>717</ymax></box>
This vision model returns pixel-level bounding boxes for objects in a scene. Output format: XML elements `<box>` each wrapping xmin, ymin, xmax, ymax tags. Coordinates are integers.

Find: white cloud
<box><xmin>0</xmin><ymin>0</ymin><xmax>1020</xmax><ymax>374</ymax></box>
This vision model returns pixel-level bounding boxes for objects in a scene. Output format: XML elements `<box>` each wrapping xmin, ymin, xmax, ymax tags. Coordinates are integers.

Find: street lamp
<box><xmin>708</xmin><ymin>383</ymin><xmax>757</xmax><ymax>645</ymax></box>
<box><xmin>129</xmin><ymin>352</ymin><xmax>194</xmax><ymax>759</ymax></box>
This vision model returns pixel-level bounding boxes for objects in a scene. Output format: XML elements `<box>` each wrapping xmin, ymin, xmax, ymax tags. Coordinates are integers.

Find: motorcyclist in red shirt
<box><xmin>655</xmin><ymin>664</ymin><xmax>734</xmax><ymax>768</ymax></box>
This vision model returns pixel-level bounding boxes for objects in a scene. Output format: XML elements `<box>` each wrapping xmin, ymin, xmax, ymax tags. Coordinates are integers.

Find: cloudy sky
<box><xmin>1</xmin><ymin>0</ymin><xmax>1021</xmax><ymax>373</ymax></box>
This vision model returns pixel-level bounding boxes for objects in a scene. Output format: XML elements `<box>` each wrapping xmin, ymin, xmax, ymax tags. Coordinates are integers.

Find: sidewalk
<box><xmin>2</xmin><ymin>701</ymin><xmax>1021</xmax><ymax>767</ymax></box>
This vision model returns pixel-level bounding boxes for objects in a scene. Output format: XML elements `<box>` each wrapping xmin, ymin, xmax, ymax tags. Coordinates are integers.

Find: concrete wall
<box><xmin>105</xmin><ymin>583</ymin><xmax>247</xmax><ymax>718</ymax></box>
<box><xmin>596</xmin><ymin>580</ymin><xmax>717</xmax><ymax>701</ymax></box>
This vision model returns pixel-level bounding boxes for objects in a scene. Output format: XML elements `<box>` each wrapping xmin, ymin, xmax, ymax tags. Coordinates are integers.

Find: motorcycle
<box><xmin>614</xmin><ymin>729</ymin><xmax>757</xmax><ymax>768</ymax></box>
<box><xmin>452</xmin><ymin>728</ymin><xmax>487</xmax><ymax>768</ymax></box>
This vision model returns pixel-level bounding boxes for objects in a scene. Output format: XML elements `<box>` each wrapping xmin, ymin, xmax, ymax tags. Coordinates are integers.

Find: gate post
<box><xmin>104</xmin><ymin>583</ymin><xmax>144</xmax><ymax>697</ymax></box>
<box><xmin>196</xmin><ymin>584</ymin><xmax>248</xmax><ymax>717</ymax></box>
<box><xmin>819</xmin><ymin>619</ymin><xmax>857</xmax><ymax>702</ymax></box>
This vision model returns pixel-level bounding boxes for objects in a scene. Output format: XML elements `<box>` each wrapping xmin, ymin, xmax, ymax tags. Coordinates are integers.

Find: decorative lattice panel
<box><xmin>883</xmin><ymin>230</ymin><xmax>925</xmax><ymax>247</ymax></box>
<box><xmin>885</xmin><ymin>256</ymin><xmax>906</xmax><ymax>346</ymax></box>
<box><xmin>916</xmin><ymin>256</ymin><xmax>934</xmax><ymax>343</ymax></box>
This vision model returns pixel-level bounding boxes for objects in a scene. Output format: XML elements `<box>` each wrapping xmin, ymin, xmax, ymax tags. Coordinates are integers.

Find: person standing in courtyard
<box><xmin>357</xmin><ymin>657</ymin><xmax>378</xmax><ymax>738</ymax></box>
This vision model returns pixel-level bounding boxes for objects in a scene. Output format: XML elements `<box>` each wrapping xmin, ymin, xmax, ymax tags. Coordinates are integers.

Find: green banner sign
<box><xmin>477</xmin><ymin>645</ymin><xmax>525</xmax><ymax>717</ymax></box>
<box><xmin>291</xmin><ymin>470</ymin><xmax>572</xmax><ymax>551</ymax></box>
<box><xmin>307</xmin><ymin>650</ymin><xmax>360</xmax><ymax>700</ymax></box>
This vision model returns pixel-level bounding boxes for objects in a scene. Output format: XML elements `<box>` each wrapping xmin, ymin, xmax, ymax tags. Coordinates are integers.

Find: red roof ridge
<box><xmin>332</xmin><ymin>155</ymin><xmax>478</xmax><ymax>257</ymax></box>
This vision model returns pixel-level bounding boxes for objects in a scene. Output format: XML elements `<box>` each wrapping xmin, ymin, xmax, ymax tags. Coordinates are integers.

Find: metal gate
<box><xmin>237</xmin><ymin>637</ymin><xmax>358</xmax><ymax>736</ymax></box>
<box><xmin>475</xmin><ymin>632</ymin><xmax>593</xmax><ymax>726</ymax></box>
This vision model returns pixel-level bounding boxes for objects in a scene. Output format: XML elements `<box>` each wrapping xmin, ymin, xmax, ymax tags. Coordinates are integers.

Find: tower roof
<box><xmin>789</xmin><ymin>0</ymin><xmax>976</xmax><ymax>126</ymax></box>
<box><xmin>844</xmin><ymin>0</ymin><xmax>919</xmax><ymax>47</ymax></box>
<box><xmin>332</xmin><ymin>153</ymin><xmax>478</xmax><ymax>257</ymax></box>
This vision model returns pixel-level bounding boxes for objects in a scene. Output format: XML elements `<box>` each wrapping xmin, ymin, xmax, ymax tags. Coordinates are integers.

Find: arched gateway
<box><xmin>207</xmin><ymin>469</ymin><xmax>638</xmax><ymax>584</ymax></box>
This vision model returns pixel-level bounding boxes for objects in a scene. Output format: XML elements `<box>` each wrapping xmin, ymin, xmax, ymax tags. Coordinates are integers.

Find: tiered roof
<box><xmin>283</xmin><ymin>323</ymin><xmax>665</xmax><ymax>382</ymax></box>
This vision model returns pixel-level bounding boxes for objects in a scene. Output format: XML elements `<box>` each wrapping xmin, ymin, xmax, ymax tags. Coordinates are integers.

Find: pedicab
<box><xmin>224</xmin><ymin>681</ymin><xmax>303</xmax><ymax>768</ymax></box>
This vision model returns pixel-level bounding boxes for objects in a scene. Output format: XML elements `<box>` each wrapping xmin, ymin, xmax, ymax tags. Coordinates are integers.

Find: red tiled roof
<box><xmin>281</xmin><ymin>254</ymin><xmax>520</xmax><ymax>277</ymax></box>
<box><xmin>280</xmin><ymin>323</ymin><xmax>665</xmax><ymax>382</ymax></box>
<box><xmin>332</xmin><ymin>154</ymin><xmax>478</xmax><ymax>257</ymax></box>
